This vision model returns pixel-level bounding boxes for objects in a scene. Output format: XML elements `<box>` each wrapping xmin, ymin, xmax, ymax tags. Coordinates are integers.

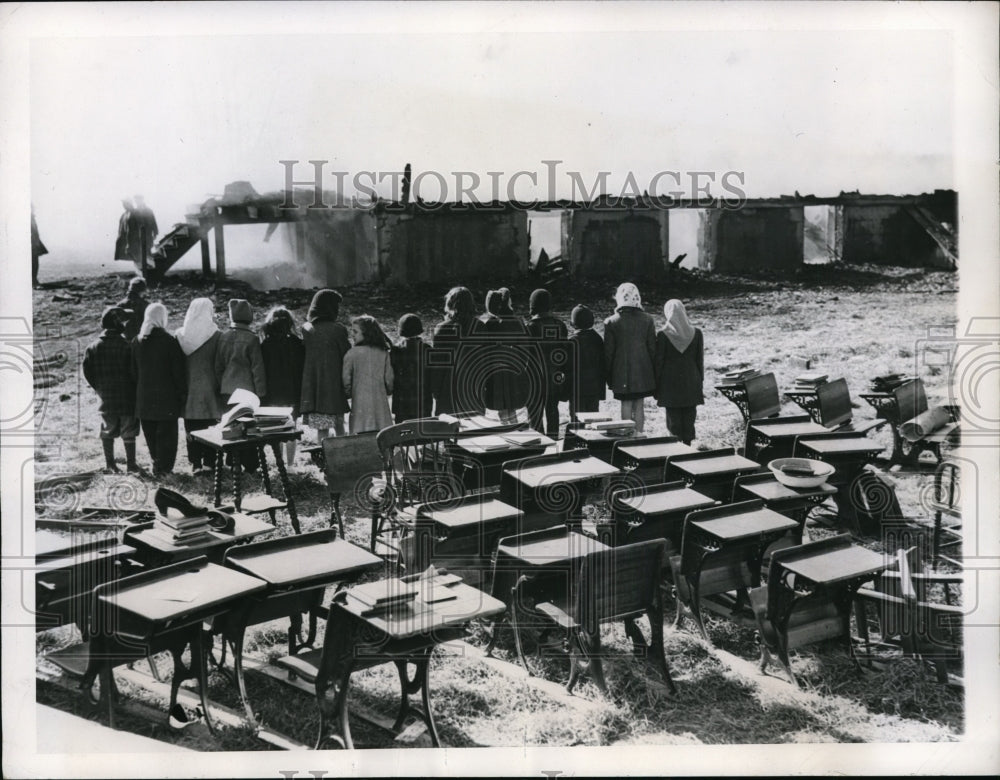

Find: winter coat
<box><xmin>431</xmin><ymin>316</ymin><xmax>482</xmax><ymax>415</ymax></box>
<box><xmin>568</xmin><ymin>328</ymin><xmax>606</xmax><ymax>402</ymax></box>
<box><xmin>261</xmin><ymin>332</ymin><xmax>305</xmax><ymax>417</ymax></box>
<box><xmin>391</xmin><ymin>338</ymin><xmax>433</xmax><ymax>423</ymax></box>
<box><xmin>215</xmin><ymin>325</ymin><xmax>267</xmax><ymax>398</ymax></box>
<box><xmin>654</xmin><ymin>328</ymin><xmax>705</xmax><ymax>408</ymax></box>
<box><xmin>603</xmin><ymin>307</ymin><xmax>657</xmax><ymax>398</ymax></box>
<box><xmin>525</xmin><ymin>314</ymin><xmax>570</xmax><ymax>398</ymax></box>
<box><xmin>82</xmin><ymin>330</ymin><xmax>135</xmax><ymax>415</ymax></box>
<box><xmin>183</xmin><ymin>331</ymin><xmax>223</xmax><ymax>420</ymax></box>
<box><xmin>300</xmin><ymin>320</ymin><xmax>351</xmax><ymax>416</ymax></box>
<box><xmin>131</xmin><ymin>328</ymin><xmax>187</xmax><ymax>420</ymax></box>
<box><xmin>342</xmin><ymin>345</ymin><xmax>394</xmax><ymax>434</ymax></box>
<box><xmin>476</xmin><ymin>314</ymin><xmax>530</xmax><ymax>411</ymax></box>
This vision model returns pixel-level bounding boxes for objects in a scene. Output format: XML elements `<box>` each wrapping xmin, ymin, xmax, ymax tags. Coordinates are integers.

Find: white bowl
<box><xmin>767</xmin><ymin>457</ymin><xmax>835</xmax><ymax>488</ymax></box>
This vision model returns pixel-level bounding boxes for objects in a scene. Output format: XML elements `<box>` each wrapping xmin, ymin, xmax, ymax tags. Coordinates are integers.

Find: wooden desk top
<box><xmin>780</xmin><ymin>544</ymin><xmax>887</xmax><ymax>585</ymax></box>
<box><xmin>101</xmin><ymin>559</ymin><xmax>267</xmax><ymax>627</ymax></box>
<box><xmin>35</xmin><ymin>529</ymin><xmax>122</xmax><ymax>560</ymax></box>
<box><xmin>508</xmin><ymin>456</ymin><xmax>621</xmax><ymax>488</ymax></box>
<box><xmin>671</xmin><ymin>453</ymin><xmax>760</xmax><ymax>477</ymax></box>
<box><xmin>616</xmin><ymin>440</ymin><xmax>696</xmax><ymax>462</ymax></box>
<box><xmin>415</xmin><ymin>497</ymin><xmax>524</xmax><ymax>531</ymax></box>
<box><xmin>456</xmin><ymin>431</ymin><xmax>555</xmax><ymax>455</ymax></box>
<box><xmin>799</xmin><ymin>438</ymin><xmax>884</xmax><ymax>456</ymax></box>
<box><xmin>224</xmin><ymin>533</ymin><xmax>382</xmax><ymax>588</ymax></box>
<box><xmin>127</xmin><ymin>513</ymin><xmax>274</xmax><ymax>555</ymax></box>
<box><xmin>618</xmin><ymin>487</ymin><xmax>717</xmax><ymax>517</ymax></box>
<box><xmin>750</xmin><ymin>420</ymin><xmax>828</xmax><ymax>438</ymax></box>
<box><xmin>338</xmin><ymin>575</ymin><xmax>506</xmax><ymax>640</ymax></box>
<box><xmin>37</xmin><ymin>543</ymin><xmax>136</xmax><ymax>575</ymax></box>
<box><xmin>736</xmin><ymin>476</ymin><xmax>838</xmax><ymax>503</ymax></box>
<box><xmin>569</xmin><ymin>428</ymin><xmax>635</xmax><ymax>443</ymax></box>
<box><xmin>691</xmin><ymin>506</ymin><xmax>798</xmax><ymax>542</ymax></box>
<box><xmin>496</xmin><ymin>529</ymin><xmax>609</xmax><ymax>567</ymax></box>
<box><xmin>191</xmin><ymin>425</ymin><xmax>303</xmax><ymax>450</ymax></box>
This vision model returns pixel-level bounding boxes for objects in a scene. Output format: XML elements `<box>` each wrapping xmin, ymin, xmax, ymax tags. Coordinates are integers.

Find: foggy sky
<box><xmin>29</xmin><ymin>19</ymin><xmax>954</xmax><ymax>264</ymax></box>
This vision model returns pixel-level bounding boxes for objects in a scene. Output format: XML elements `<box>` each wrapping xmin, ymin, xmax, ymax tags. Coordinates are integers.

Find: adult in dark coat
<box><xmin>299</xmin><ymin>289</ymin><xmax>351</xmax><ymax>440</ymax></box>
<box><xmin>525</xmin><ymin>288</ymin><xmax>569</xmax><ymax>437</ymax></box>
<box><xmin>654</xmin><ymin>299</ymin><xmax>705</xmax><ymax>445</ymax></box>
<box><xmin>431</xmin><ymin>286</ymin><xmax>483</xmax><ymax>416</ymax></box>
<box><xmin>603</xmin><ymin>282</ymin><xmax>656</xmax><ymax>433</ymax></box>
<box><xmin>567</xmin><ymin>304</ymin><xmax>606</xmax><ymax>417</ymax></box>
<box><xmin>176</xmin><ymin>298</ymin><xmax>222</xmax><ymax>474</ymax></box>
<box><xmin>116</xmin><ymin>277</ymin><xmax>149</xmax><ymax>342</ymax></box>
<box><xmin>82</xmin><ymin>306</ymin><xmax>139</xmax><ymax>473</ymax></box>
<box><xmin>477</xmin><ymin>288</ymin><xmax>530</xmax><ymax>424</ymax></box>
<box><xmin>391</xmin><ymin>313</ymin><xmax>433</xmax><ymax>424</ymax></box>
<box><xmin>131</xmin><ymin>303</ymin><xmax>186</xmax><ymax>474</ymax></box>
<box><xmin>114</xmin><ymin>198</ymin><xmax>136</xmax><ymax>262</ymax></box>
<box><xmin>260</xmin><ymin>306</ymin><xmax>305</xmax><ymax>464</ymax></box>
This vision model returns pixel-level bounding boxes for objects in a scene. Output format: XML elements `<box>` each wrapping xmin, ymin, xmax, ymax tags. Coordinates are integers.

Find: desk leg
<box><xmin>315</xmin><ymin>665</ymin><xmax>353</xmax><ymax>750</ymax></box>
<box><xmin>257</xmin><ymin>444</ymin><xmax>276</xmax><ymax>523</ymax></box>
<box><xmin>686</xmin><ymin>572</ymin><xmax>710</xmax><ymax>642</ymax></box>
<box><xmin>271</xmin><ymin>443</ymin><xmax>300</xmax><ymax>534</ymax></box>
<box><xmin>393</xmin><ymin>652</ymin><xmax>441</xmax><ymax>747</ymax></box>
<box><xmin>213</xmin><ymin>452</ymin><xmax>224</xmax><ymax>508</ymax></box>
<box><xmin>231</xmin><ymin>626</ymin><xmax>255</xmax><ymax>724</ymax></box>
<box><xmin>232</xmin><ymin>451</ymin><xmax>243</xmax><ymax>512</ymax></box>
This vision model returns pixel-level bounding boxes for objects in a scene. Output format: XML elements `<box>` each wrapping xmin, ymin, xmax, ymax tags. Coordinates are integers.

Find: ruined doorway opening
<box><xmin>803</xmin><ymin>205</ymin><xmax>841</xmax><ymax>264</ymax></box>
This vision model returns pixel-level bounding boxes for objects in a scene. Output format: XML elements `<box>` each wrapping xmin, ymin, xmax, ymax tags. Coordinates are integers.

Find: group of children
<box><xmin>82</xmin><ymin>277</ymin><xmax>705</xmax><ymax>476</ymax></box>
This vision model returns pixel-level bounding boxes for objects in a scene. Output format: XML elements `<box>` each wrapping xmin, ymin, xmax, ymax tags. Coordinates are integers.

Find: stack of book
<box><xmin>586</xmin><ymin>419</ymin><xmax>636</xmax><ymax>434</ymax></box>
<box><xmin>870</xmin><ymin>373</ymin><xmax>910</xmax><ymax>392</ymax></box>
<box><xmin>719</xmin><ymin>369</ymin><xmax>761</xmax><ymax>386</ymax></box>
<box><xmin>148</xmin><ymin>511</ymin><xmax>212</xmax><ymax>547</ymax></box>
<box><xmin>251</xmin><ymin>406</ymin><xmax>295</xmax><ymax>436</ymax></box>
<box><xmin>349</xmin><ymin>578</ymin><xmax>418</xmax><ymax>616</ymax></box>
<box><xmin>793</xmin><ymin>371</ymin><xmax>829</xmax><ymax>390</ymax></box>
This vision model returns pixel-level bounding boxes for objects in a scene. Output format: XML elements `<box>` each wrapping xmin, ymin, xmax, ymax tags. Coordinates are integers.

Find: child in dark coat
<box><xmin>567</xmin><ymin>304</ymin><xmax>606</xmax><ymax>417</ymax></box>
<box><xmin>654</xmin><ymin>299</ymin><xmax>705</xmax><ymax>445</ymax></box>
<box><xmin>131</xmin><ymin>302</ymin><xmax>187</xmax><ymax>475</ymax></box>
<box><xmin>525</xmin><ymin>288</ymin><xmax>568</xmax><ymax>437</ymax></box>
<box><xmin>82</xmin><ymin>306</ymin><xmax>140</xmax><ymax>473</ymax></box>
<box><xmin>115</xmin><ymin>276</ymin><xmax>149</xmax><ymax>342</ymax></box>
<box><xmin>391</xmin><ymin>313</ymin><xmax>433</xmax><ymax>424</ymax></box>
<box><xmin>260</xmin><ymin>306</ymin><xmax>305</xmax><ymax>465</ymax></box>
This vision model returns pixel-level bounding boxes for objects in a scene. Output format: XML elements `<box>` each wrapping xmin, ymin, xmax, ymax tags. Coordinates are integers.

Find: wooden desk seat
<box><xmin>861</xmin><ymin>379</ymin><xmax>960</xmax><ymax>464</ymax></box>
<box><xmin>750</xmin><ymin>534</ymin><xmax>886</xmax><ymax>686</ymax></box>
<box><xmin>525</xmin><ymin>540</ymin><xmax>676</xmax><ymax>696</ymax></box>
<box><xmin>815</xmin><ymin>378</ymin><xmax>888</xmax><ymax>436</ymax></box>
<box><xmin>854</xmin><ymin>547</ymin><xmax>962</xmax><ymax>683</ymax></box>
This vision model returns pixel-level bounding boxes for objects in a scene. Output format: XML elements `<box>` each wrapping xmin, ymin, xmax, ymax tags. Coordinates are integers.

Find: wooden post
<box><xmin>200</xmin><ymin>233</ymin><xmax>211</xmax><ymax>277</ymax></box>
<box><xmin>296</xmin><ymin>221</ymin><xmax>307</xmax><ymax>266</ymax></box>
<box><xmin>214</xmin><ymin>222</ymin><xmax>226</xmax><ymax>283</ymax></box>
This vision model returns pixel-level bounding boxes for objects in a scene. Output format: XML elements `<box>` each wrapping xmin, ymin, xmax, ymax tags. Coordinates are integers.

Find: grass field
<box><xmin>32</xmin><ymin>263</ymin><xmax>963</xmax><ymax>748</ymax></box>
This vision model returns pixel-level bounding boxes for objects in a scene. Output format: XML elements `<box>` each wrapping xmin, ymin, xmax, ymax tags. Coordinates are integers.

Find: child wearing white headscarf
<box><xmin>653</xmin><ymin>299</ymin><xmax>704</xmax><ymax>445</ymax></box>
<box><xmin>176</xmin><ymin>298</ymin><xmax>223</xmax><ymax>474</ymax></box>
<box><xmin>602</xmin><ymin>282</ymin><xmax>656</xmax><ymax>432</ymax></box>
<box><xmin>131</xmin><ymin>302</ymin><xmax>187</xmax><ymax>474</ymax></box>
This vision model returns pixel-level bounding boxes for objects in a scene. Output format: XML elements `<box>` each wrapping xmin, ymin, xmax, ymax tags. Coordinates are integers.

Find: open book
<box><xmin>220</xmin><ymin>389</ymin><xmax>294</xmax><ymax>431</ymax></box>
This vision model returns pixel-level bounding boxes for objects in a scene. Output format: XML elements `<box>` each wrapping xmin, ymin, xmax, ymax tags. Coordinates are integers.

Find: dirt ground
<box><xmin>31</xmin><ymin>263</ymin><xmax>963</xmax><ymax>749</ymax></box>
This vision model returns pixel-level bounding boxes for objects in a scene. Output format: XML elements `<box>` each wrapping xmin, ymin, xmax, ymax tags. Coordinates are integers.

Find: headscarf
<box><xmin>529</xmin><ymin>288</ymin><xmax>551</xmax><ymax>317</ymax></box>
<box><xmin>614</xmin><ymin>282</ymin><xmax>642</xmax><ymax>310</ymax></box>
<box><xmin>662</xmin><ymin>299</ymin><xmax>696</xmax><ymax>353</ymax></box>
<box><xmin>138</xmin><ymin>302</ymin><xmax>168</xmax><ymax>341</ymax></box>
<box><xmin>307</xmin><ymin>289</ymin><xmax>342</xmax><ymax>323</ymax></box>
<box><xmin>176</xmin><ymin>298</ymin><xmax>218</xmax><ymax>355</ymax></box>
